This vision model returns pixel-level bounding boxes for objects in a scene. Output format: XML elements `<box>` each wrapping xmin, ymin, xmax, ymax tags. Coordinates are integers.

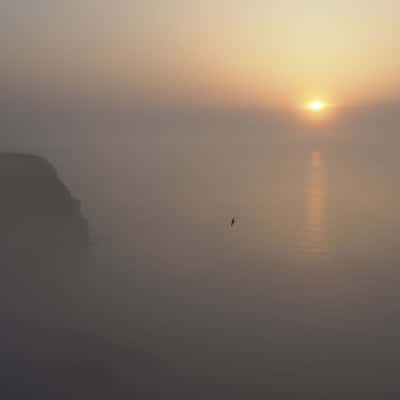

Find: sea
<box><xmin>4</xmin><ymin>107</ymin><xmax>400</xmax><ymax>396</ymax></box>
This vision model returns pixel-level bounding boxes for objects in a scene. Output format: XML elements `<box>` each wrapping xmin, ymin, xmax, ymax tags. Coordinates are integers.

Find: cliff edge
<box><xmin>0</xmin><ymin>153</ymin><xmax>89</xmax><ymax>265</ymax></box>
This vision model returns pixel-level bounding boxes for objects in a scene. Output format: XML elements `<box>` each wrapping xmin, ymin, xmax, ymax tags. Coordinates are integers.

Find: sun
<box><xmin>297</xmin><ymin>99</ymin><xmax>336</xmax><ymax>124</ymax></box>
<box><xmin>307</xmin><ymin>100</ymin><xmax>326</xmax><ymax>112</ymax></box>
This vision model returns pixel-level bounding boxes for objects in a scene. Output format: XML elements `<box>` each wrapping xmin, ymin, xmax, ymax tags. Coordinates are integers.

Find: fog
<box><xmin>3</xmin><ymin>96</ymin><xmax>400</xmax><ymax>398</ymax></box>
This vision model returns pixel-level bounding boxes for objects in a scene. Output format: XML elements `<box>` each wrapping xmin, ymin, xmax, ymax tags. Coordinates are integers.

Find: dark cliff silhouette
<box><xmin>0</xmin><ymin>153</ymin><xmax>93</xmax><ymax>399</ymax></box>
<box><xmin>0</xmin><ymin>153</ymin><xmax>89</xmax><ymax>266</ymax></box>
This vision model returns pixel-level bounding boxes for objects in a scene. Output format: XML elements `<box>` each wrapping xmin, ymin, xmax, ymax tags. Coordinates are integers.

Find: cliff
<box><xmin>0</xmin><ymin>153</ymin><xmax>89</xmax><ymax>265</ymax></box>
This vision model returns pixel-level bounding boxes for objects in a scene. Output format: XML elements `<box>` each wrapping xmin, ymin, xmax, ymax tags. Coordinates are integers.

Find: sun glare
<box><xmin>297</xmin><ymin>99</ymin><xmax>335</xmax><ymax>124</ymax></box>
<box><xmin>308</xmin><ymin>100</ymin><xmax>326</xmax><ymax>112</ymax></box>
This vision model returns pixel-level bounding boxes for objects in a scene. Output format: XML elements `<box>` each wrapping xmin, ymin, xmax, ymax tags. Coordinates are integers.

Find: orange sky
<box><xmin>1</xmin><ymin>0</ymin><xmax>400</xmax><ymax>110</ymax></box>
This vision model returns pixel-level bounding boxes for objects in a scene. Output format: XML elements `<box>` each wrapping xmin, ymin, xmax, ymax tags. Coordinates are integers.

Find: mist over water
<box><xmin>4</xmin><ymin>108</ymin><xmax>400</xmax><ymax>396</ymax></box>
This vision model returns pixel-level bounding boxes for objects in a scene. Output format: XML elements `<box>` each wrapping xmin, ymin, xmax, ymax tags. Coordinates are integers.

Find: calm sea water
<box><xmin>6</xmin><ymin>117</ymin><xmax>400</xmax><ymax>393</ymax></box>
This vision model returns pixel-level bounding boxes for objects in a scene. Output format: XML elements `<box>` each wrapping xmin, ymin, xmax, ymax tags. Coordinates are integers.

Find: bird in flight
<box><xmin>230</xmin><ymin>217</ymin><xmax>236</xmax><ymax>227</ymax></box>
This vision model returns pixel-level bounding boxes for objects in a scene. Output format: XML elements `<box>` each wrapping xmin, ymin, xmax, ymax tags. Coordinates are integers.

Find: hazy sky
<box><xmin>1</xmin><ymin>0</ymin><xmax>400</xmax><ymax>110</ymax></box>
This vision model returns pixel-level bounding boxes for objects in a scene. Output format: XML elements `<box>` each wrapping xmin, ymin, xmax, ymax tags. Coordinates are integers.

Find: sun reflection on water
<box><xmin>303</xmin><ymin>151</ymin><xmax>327</xmax><ymax>259</ymax></box>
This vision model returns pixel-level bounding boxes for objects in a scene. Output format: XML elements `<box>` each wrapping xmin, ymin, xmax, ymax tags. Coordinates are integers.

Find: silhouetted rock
<box><xmin>0</xmin><ymin>153</ymin><xmax>89</xmax><ymax>266</ymax></box>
